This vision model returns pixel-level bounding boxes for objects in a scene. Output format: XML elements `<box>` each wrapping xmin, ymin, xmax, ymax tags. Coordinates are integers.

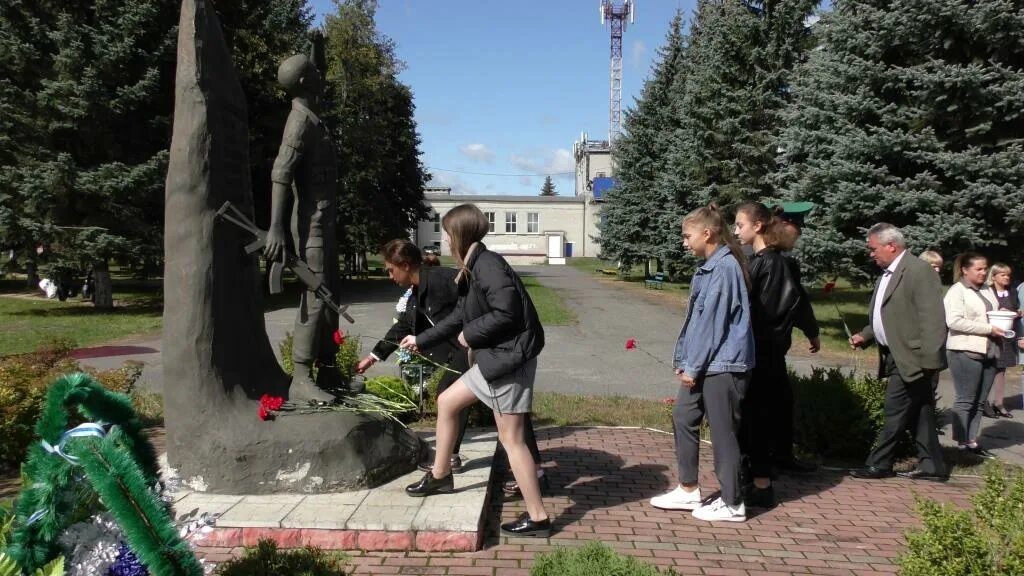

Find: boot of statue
<box><xmin>290</xmin><ymin>361</ymin><xmax>336</xmax><ymax>404</ymax></box>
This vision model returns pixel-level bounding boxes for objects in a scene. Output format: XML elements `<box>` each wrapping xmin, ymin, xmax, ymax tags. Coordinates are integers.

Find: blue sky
<box><xmin>309</xmin><ymin>0</ymin><xmax>698</xmax><ymax>196</ymax></box>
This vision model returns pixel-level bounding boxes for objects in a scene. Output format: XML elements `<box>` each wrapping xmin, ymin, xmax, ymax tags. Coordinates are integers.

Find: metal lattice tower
<box><xmin>600</xmin><ymin>0</ymin><xmax>633</xmax><ymax>144</ymax></box>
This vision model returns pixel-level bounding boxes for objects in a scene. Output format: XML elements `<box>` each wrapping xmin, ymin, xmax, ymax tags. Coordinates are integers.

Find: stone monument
<box><xmin>162</xmin><ymin>0</ymin><xmax>422</xmax><ymax>494</ymax></box>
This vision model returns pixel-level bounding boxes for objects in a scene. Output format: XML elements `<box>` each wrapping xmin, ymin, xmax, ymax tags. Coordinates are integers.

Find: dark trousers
<box><xmin>741</xmin><ymin>347</ymin><xmax>793</xmax><ymax>478</ymax></box>
<box><xmin>674</xmin><ymin>371</ymin><xmax>750</xmax><ymax>506</ymax></box>
<box><xmin>866</xmin><ymin>348</ymin><xmax>945</xmax><ymax>475</ymax></box>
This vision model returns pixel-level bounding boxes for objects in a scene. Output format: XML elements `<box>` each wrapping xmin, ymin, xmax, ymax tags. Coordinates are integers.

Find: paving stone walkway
<box><xmin>196</xmin><ymin>426</ymin><xmax>979</xmax><ymax>575</ymax></box>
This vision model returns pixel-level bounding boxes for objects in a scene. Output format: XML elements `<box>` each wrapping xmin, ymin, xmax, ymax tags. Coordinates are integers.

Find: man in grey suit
<box><xmin>849</xmin><ymin>223</ymin><xmax>948</xmax><ymax>481</ymax></box>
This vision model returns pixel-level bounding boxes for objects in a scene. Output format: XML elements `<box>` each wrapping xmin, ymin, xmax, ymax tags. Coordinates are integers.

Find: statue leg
<box><xmin>290</xmin><ymin>237</ymin><xmax>336</xmax><ymax>404</ymax></box>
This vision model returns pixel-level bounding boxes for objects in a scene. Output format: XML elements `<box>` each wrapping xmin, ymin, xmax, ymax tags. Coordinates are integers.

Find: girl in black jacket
<box><xmin>734</xmin><ymin>202</ymin><xmax>814</xmax><ymax>509</ymax></box>
<box><xmin>400</xmin><ymin>204</ymin><xmax>551</xmax><ymax>537</ymax></box>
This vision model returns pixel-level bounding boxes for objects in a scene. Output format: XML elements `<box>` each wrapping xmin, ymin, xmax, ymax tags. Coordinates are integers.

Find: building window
<box><xmin>505</xmin><ymin>212</ymin><xmax>517</xmax><ymax>233</ymax></box>
<box><xmin>432</xmin><ymin>212</ymin><xmax>440</xmax><ymax>233</ymax></box>
<box><xmin>484</xmin><ymin>211</ymin><xmax>495</xmax><ymax>233</ymax></box>
<box><xmin>527</xmin><ymin>212</ymin><xmax>539</xmax><ymax>233</ymax></box>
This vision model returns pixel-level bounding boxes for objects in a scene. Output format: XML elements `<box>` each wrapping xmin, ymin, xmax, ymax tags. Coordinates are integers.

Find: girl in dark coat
<box><xmin>400</xmin><ymin>204</ymin><xmax>551</xmax><ymax>537</ymax></box>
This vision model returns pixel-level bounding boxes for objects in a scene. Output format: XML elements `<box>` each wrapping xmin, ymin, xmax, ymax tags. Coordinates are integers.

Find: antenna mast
<box><xmin>600</xmin><ymin>0</ymin><xmax>633</xmax><ymax>144</ymax></box>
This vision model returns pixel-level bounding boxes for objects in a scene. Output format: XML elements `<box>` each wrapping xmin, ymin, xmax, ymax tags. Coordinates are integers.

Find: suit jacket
<box><xmin>372</xmin><ymin>266</ymin><xmax>463</xmax><ymax>366</ymax></box>
<box><xmin>858</xmin><ymin>252</ymin><xmax>947</xmax><ymax>381</ymax></box>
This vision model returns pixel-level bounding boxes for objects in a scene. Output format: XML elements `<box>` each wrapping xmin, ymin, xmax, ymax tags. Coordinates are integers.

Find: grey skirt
<box><xmin>462</xmin><ymin>356</ymin><xmax>537</xmax><ymax>414</ymax></box>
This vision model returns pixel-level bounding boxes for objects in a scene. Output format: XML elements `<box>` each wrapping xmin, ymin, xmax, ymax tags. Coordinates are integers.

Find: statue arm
<box><xmin>264</xmin><ymin>116</ymin><xmax>305</xmax><ymax>261</ymax></box>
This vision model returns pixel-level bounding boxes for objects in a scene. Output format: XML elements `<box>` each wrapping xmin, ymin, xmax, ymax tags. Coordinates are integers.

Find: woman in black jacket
<box><xmin>734</xmin><ymin>202</ymin><xmax>811</xmax><ymax>509</ymax></box>
<box><xmin>400</xmin><ymin>203</ymin><xmax>551</xmax><ymax>537</ymax></box>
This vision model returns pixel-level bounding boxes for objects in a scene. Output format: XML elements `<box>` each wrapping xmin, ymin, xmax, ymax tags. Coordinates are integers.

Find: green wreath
<box><xmin>4</xmin><ymin>373</ymin><xmax>202</xmax><ymax>576</ymax></box>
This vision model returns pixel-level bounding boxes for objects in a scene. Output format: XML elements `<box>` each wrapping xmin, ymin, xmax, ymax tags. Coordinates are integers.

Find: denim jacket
<box><xmin>673</xmin><ymin>245</ymin><xmax>756</xmax><ymax>378</ymax></box>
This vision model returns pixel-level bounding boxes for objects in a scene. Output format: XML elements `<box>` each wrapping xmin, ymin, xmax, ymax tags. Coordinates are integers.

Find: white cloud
<box><xmin>458</xmin><ymin>143</ymin><xmax>495</xmax><ymax>164</ymax></box>
<box><xmin>509</xmin><ymin>147</ymin><xmax>574</xmax><ymax>176</ymax></box>
<box><xmin>428</xmin><ymin>171</ymin><xmax>478</xmax><ymax>195</ymax></box>
<box><xmin>630</xmin><ymin>39</ymin><xmax>647</xmax><ymax>70</ymax></box>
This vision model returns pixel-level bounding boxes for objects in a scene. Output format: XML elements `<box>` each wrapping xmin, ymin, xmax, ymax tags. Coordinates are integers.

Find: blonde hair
<box><xmin>683</xmin><ymin>203</ymin><xmax>751</xmax><ymax>290</ymax></box>
<box><xmin>987</xmin><ymin>262</ymin><xmax>1011</xmax><ymax>286</ymax></box>
<box><xmin>919</xmin><ymin>250</ymin><xmax>943</xmax><ymax>269</ymax></box>
<box><xmin>441</xmin><ymin>204</ymin><xmax>489</xmax><ymax>265</ymax></box>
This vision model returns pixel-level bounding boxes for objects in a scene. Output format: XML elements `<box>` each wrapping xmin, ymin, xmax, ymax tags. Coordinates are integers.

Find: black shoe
<box><xmin>776</xmin><ymin>457</ymin><xmax>817</xmax><ymax>474</ymax></box>
<box><xmin>995</xmin><ymin>406</ymin><xmax>1013</xmax><ymax>419</ymax></box>
<box><xmin>966</xmin><ymin>445</ymin><xmax>997</xmax><ymax>459</ymax></box>
<box><xmin>417</xmin><ymin>455</ymin><xmax>465</xmax><ymax>474</ymax></box>
<box><xmin>405</xmin><ymin>471</ymin><xmax>454</xmax><ymax>497</ymax></box>
<box><xmin>745</xmin><ymin>485</ymin><xmax>776</xmax><ymax>509</ymax></box>
<box><xmin>502</xmin><ymin>474</ymin><xmax>549</xmax><ymax>499</ymax></box>
<box><xmin>983</xmin><ymin>402</ymin><xmax>998</xmax><ymax>419</ymax></box>
<box><xmin>849</xmin><ymin>466</ymin><xmax>895</xmax><ymax>479</ymax></box>
<box><xmin>896</xmin><ymin>469</ymin><xmax>948</xmax><ymax>482</ymax></box>
<box><xmin>500</xmin><ymin>512</ymin><xmax>552</xmax><ymax>538</ymax></box>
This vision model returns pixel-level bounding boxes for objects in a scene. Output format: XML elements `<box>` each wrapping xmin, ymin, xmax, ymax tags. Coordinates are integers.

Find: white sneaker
<box><xmin>692</xmin><ymin>497</ymin><xmax>746</xmax><ymax>522</ymax></box>
<box><xmin>650</xmin><ymin>486</ymin><xmax>702</xmax><ymax>510</ymax></box>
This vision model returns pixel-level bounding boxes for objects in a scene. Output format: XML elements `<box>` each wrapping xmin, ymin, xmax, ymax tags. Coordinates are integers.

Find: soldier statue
<box><xmin>263</xmin><ymin>50</ymin><xmax>341</xmax><ymax>404</ymax></box>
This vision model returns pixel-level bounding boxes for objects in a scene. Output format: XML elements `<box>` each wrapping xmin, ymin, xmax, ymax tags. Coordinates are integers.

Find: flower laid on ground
<box><xmin>258</xmin><ymin>394</ymin><xmax>284</xmax><ymax>421</ymax></box>
<box><xmin>823</xmin><ymin>281</ymin><xmax>836</xmax><ymax>295</ymax></box>
<box><xmin>333</xmin><ymin>329</ymin><xmax>345</xmax><ymax>345</ymax></box>
<box><xmin>625</xmin><ymin>338</ymin><xmax>637</xmax><ymax>350</ymax></box>
<box><xmin>624</xmin><ymin>337</ymin><xmax>671</xmax><ymax>367</ymax></box>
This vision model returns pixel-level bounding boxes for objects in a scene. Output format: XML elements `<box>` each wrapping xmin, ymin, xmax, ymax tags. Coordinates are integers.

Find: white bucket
<box><xmin>987</xmin><ymin>310</ymin><xmax>1017</xmax><ymax>331</ymax></box>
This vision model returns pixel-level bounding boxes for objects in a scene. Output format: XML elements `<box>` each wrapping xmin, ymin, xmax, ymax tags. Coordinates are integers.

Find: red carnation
<box><xmin>625</xmin><ymin>338</ymin><xmax>638</xmax><ymax>350</ymax></box>
<box><xmin>258</xmin><ymin>405</ymin><xmax>270</xmax><ymax>421</ymax></box>
<box><xmin>823</xmin><ymin>281</ymin><xmax>836</xmax><ymax>295</ymax></box>
<box><xmin>333</xmin><ymin>330</ymin><xmax>345</xmax><ymax>346</ymax></box>
<box><xmin>662</xmin><ymin>397</ymin><xmax>675</xmax><ymax>406</ymax></box>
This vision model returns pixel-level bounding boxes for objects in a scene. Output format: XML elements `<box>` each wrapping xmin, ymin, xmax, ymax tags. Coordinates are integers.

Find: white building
<box><xmin>415</xmin><ymin>133</ymin><xmax>615</xmax><ymax>264</ymax></box>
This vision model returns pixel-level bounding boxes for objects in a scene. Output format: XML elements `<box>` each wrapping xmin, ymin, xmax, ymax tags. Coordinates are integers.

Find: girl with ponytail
<box><xmin>650</xmin><ymin>204</ymin><xmax>755</xmax><ymax>523</ymax></box>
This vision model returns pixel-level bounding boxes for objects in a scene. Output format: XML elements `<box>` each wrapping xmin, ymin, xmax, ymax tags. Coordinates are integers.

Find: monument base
<box><xmin>176</xmin><ymin>431</ymin><xmax>498</xmax><ymax>552</ymax></box>
<box><xmin>167</xmin><ymin>410</ymin><xmax>426</xmax><ymax>495</ymax></box>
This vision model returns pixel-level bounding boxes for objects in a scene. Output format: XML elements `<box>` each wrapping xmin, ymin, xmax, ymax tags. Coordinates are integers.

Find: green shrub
<box><xmin>364</xmin><ymin>376</ymin><xmax>415</xmax><ymax>407</ymax></box>
<box><xmin>900</xmin><ymin>462</ymin><xmax>1024</xmax><ymax>575</ymax></box>
<box><xmin>279</xmin><ymin>332</ymin><xmax>295</xmax><ymax>376</ymax></box>
<box><xmin>791</xmin><ymin>367</ymin><xmax>912</xmax><ymax>460</ymax></box>
<box><xmin>531</xmin><ymin>541</ymin><xmax>676</xmax><ymax>576</ymax></box>
<box><xmin>0</xmin><ymin>339</ymin><xmax>147</xmax><ymax>471</ymax></box>
<box><xmin>215</xmin><ymin>539</ymin><xmax>347</xmax><ymax>576</ymax></box>
<box><xmin>334</xmin><ymin>335</ymin><xmax>360</xmax><ymax>383</ymax></box>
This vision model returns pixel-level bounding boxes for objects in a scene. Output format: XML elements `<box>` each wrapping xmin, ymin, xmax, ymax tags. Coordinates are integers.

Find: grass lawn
<box><xmin>521</xmin><ymin>276</ymin><xmax>576</xmax><ymax>326</ymax></box>
<box><xmin>532</xmin><ymin>392</ymin><xmax>671</xmax><ymax>430</ymax></box>
<box><xmin>0</xmin><ymin>288</ymin><xmax>162</xmax><ymax>357</ymax></box>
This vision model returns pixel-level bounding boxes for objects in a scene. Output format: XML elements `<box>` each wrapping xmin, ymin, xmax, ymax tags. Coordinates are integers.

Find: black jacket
<box><xmin>417</xmin><ymin>243</ymin><xmax>545</xmax><ymax>381</ymax></box>
<box><xmin>372</xmin><ymin>266</ymin><xmax>465</xmax><ymax>368</ymax></box>
<box><xmin>749</xmin><ymin>247</ymin><xmax>801</xmax><ymax>350</ymax></box>
<box><xmin>786</xmin><ymin>256</ymin><xmax>820</xmax><ymax>345</ymax></box>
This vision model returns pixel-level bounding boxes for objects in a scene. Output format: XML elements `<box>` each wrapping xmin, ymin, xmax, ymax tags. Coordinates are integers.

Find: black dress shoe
<box><xmin>417</xmin><ymin>455</ymin><xmax>465</xmax><ymax>474</ymax></box>
<box><xmin>500</xmin><ymin>512</ymin><xmax>552</xmax><ymax>537</ymax></box>
<box><xmin>502</xmin><ymin>474</ymin><xmax>549</xmax><ymax>499</ymax></box>
<box><xmin>776</xmin><ymin>457</ymin><xmax>817</xmax><ymax>474</ymax></box>
<box><xmin>995</xmin><ymin>406</ymin><xmax>1014</xmax><ymax>419</ymax></box>
<box><xmin>745</xmin><ymin>485</ymin><xmax>776</xmax><ymax>509</ymax></box>
<box><xmin>896</xmin><ymin>469</ymin><xmax>948</xmax><ymax>482</ymax></box>
<box><xmin>983</xmin><ymin>402</ymin><xmax>998</xmax><ymax>419</ymax></box>
<box><xmin>967</xmin><ymin>445</ymin><xmax>996</xmax><ymax>459</ymax></box>
<box><xmin>405</xmin><ymin>471</ymin><xmax>454</xmax><ymax>497</ymax></box>
<box><xmin>850</xmin><ymin>466</ymin><xmax>895</xmax><ymax>479</ymax></box>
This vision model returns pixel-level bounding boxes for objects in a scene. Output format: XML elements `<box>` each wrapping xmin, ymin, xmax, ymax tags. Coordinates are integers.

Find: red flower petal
<box><xmin>333</xmin><ymin>330</ymin><xmax>345</xmax><ymax>345</ymax></box>
<box><xmin>625</xmin><ymin>338</ymin><xmax>637</xmax><ymax>350</ymax></box>
<box><xmin>258</xmin><ymin>406</ymin><xmax>269</xmax><ymax>421</ymax></box>
<box><xmin>823</xmin><ymin>281</ymin><xmax>836</xmax><ymax>294</ymax></box>
<box><xmin>268</xmin><ymin>396</ymin><xmax>284</xmax><ymax>411</ymax></box>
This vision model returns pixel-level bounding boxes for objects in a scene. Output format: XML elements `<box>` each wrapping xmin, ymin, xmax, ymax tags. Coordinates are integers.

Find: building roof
<box><xmin>425</xmin><ymin>194</ymin><xmax>585</xmax><ymax>204</ymax></box>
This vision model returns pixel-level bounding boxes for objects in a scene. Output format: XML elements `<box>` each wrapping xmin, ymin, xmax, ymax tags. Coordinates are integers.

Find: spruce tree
<box><xmin>540</xmin><ymin>175</ymin><xmax>557</xmax><ymax>196</ymax></box>
<box><xmin>778</xmin><ymin>0</ymin><xmax>1024</xmax><ymax>281</ymax></box>
<box><xmin>601</xmin><ymin>11</ymin><xmax>688</xmax><ymax>274</ymax></box>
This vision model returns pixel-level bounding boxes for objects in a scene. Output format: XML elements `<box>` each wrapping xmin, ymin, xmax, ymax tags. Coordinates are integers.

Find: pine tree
<box><xmin>322</xmin><ymin>1</ymin><xmax>429</xmax><ymax>262</ymax></box>
<box><xmin>778</xmin><ymin>0</ymin><xmax>1024</xmax><ymax>281</ymax></box>
<box><xmin>540</xmin><ymin>175</ymin><xmax>557</xmax><ymax>196</ymax></box>
<box><xmin>601</xmin><ymin>11</ymin><xmax>688</xmax><ymax>274</ymax></box>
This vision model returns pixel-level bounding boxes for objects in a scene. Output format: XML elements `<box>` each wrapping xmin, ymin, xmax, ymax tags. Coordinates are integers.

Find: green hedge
<box><xmin>531</xmin><ymin>542</ymin><xmax>676</xmax><ymax>576</ymax></box>
<box><xmin>900</xmin><ymin>462</ymin><xmax>1024</xmax><ymax>575</ymax></box>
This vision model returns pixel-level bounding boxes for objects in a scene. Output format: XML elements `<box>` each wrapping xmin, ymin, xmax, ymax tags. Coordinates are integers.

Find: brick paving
<box><xmin>195</xmin><ymin>426</ymin><xmax>980</xmax><ymax>575</ymax></box>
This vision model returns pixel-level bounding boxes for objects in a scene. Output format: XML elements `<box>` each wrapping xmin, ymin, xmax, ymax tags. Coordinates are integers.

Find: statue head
<box><xmin>277</xmin><ymin>54</ymin><xmax>322</xmax><ymax>97</ymax></box>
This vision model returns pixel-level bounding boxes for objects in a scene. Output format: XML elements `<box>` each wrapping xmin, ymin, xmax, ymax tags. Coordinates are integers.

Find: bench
<box><xmin>644</xmin><ymin>272</ymin><xmax>665</xmax><ymax>289</ymax></box>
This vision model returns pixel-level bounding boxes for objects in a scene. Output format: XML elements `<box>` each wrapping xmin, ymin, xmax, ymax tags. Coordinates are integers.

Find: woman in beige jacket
<box><xmin>944</xmin><ymin>252</ymin><xmax>1010</xmax><ymax>457</ymax></box>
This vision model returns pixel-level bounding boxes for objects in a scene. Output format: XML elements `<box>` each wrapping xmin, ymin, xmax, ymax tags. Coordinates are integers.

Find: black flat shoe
<box><xmin>983</xmin><ymin>402</ymin><xmax>998</xmax><ymax>419</ymax></box>
<box><xmin>417</xmin><ymin>455</ymin><xmax>465</xmax><ymax>474</ymax></box>
<box><xmin>502</xmin><ymin>474</ymin><xmax>549</xmax><ymax>499</ymax></box>
<box><xmin>849</xmin><ymin>466</ymin><xmax>895</xmax><ymax>480</ymax></box>
<box><xmin>896</xmin><ymin>469</ymin><xmax>948</xmax><ymax>482</ymax></box>
<box><xmin>500</xmin><ymin>512</ymin><xmax>552</xmax><ymax>538</ymax></box>
<box><xmin>405</xmin><ymin>471</ymin><xmax>454</xmax><ymax>497</ymax></box>
<box><xmin>967</xmin><ymin>445</ymin><xmax>996</xmax><ymax>459</ymax></box>
<box><xmin>995</xmin><ymin>406</ymin><xmax>1013</xmax><ymax>419</ymax></box>
<box><xmin>745</xmin><ymin>485</ymin><xmax>776</xmax><ymax>509</ymax></box>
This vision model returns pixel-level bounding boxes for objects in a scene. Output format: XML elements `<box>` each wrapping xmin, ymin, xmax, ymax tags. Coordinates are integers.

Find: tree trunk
<box><xmin>25</xmin><ymin>259</ymin><xmax>39</xmax><ymax>289</ymax></box>
<box><xmin>92</xmin><ymin>259</ymin><xmax>114</xmax><ymax>308</ymax></box>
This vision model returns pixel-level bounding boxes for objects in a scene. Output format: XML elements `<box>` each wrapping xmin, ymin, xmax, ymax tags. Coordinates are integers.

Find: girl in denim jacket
<box><xmin>650</xmin><ymin>204</ymin><xmax>755</xmax><ymax>523</ymax></box>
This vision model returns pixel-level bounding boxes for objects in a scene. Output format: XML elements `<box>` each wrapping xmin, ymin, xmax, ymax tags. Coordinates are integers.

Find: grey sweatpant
<box><xmin>673</xmin><ymin>371</ymin><xmax>750</xmax><ymax>507</ymax></box>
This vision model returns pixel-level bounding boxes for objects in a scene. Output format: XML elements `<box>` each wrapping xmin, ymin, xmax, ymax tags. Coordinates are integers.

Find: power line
<box><xmin>427</xmin><ymin>166</ymin><xmax>575</xmax><ymax>177</ymax></box>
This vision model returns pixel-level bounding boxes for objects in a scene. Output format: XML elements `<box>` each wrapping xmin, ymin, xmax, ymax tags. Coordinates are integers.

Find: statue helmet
<box><xmin>277</xmin><ymin>54</ymin><xmax>320</xmax><ymax>94</ymax></box>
